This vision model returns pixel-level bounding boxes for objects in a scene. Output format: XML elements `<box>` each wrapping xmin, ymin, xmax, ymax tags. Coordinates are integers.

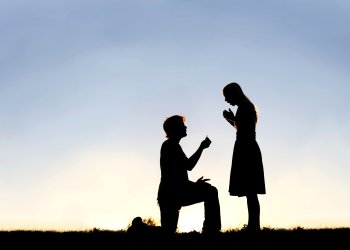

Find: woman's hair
<box><xmin>223</xmin><ymin>82</ymin><xmax>250</xmax><ymax>103</ymax></box>
<box><xmin>223</xmin><ymin>82</ymin><xmax>259</xmax><ymax>122</ymax></box>
<box><xmin>163</xmin><ymin>115</ymin><xmax>186</xmax><ymax>138</ymax></box>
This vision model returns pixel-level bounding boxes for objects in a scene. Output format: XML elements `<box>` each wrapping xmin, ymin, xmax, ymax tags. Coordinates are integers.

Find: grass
<box><xmin>0</xmin><ymin>226</ymin><xmax>349</xmax><ymax>248</ymax></box>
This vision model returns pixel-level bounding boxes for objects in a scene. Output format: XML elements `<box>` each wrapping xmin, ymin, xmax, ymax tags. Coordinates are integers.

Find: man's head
<box><xmin>163</xmin><ymin>115</ymin><xmax>187</xmax><ymax>139</ymax></box>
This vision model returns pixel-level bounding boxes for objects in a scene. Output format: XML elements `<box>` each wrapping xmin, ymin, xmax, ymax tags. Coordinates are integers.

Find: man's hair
<box><xmin>163</xmin><ymin>115</ymin><xmax>186</xmax><ymax>138</ymax></box>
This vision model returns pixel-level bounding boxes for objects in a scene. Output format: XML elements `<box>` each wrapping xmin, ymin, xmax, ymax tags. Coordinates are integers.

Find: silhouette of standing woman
<box><xmin>157</xmin><ymin>115</ymin><xmax>221</xmax><ymax>236</ymax></box>
<box><xmin>222</xmin><ymin>82</ymin><xmax>266</xmax><ymax>232</ymax></box>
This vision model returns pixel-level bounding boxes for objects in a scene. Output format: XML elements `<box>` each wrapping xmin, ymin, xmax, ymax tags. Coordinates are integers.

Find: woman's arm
<box><xmin>223</xmin><ymin>108</ymin><xmax>235</xmax><ymax>127</ymax></box>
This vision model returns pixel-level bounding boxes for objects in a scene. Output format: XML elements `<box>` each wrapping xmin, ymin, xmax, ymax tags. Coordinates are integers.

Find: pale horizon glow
<box><xmin>0</xmin><ymin>1</ymin><xmax>349</xmax><ymax>232</ymax></box>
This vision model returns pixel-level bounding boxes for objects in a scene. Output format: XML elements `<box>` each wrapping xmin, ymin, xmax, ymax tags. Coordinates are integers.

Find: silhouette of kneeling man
<box><xmin>157</xmin><ymin>115</ymin><xmax>221</xmax><ymax>236</ymax></box>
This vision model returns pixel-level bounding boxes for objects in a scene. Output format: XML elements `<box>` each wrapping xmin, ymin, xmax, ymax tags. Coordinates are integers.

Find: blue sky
<box><xmin>0</xmin><ymin>0</ymin><xmax>349</xmax><ymax>231</ymax></box>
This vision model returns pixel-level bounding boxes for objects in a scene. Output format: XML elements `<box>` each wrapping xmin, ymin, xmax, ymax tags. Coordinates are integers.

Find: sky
<box><xmin>0</xmin><ymin>0</ymin><xmax>349</xmax><ymax>232</ymax></box>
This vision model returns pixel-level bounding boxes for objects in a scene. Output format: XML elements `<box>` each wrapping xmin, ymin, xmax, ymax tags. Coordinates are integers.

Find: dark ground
<box><xmin>0</xmin><ymin>227</ymin><xmax>349</xmax><ymax>248</ymax></box>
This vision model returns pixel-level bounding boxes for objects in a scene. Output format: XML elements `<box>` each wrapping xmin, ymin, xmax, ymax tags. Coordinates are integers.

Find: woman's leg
<box><xmin>246</xmin><ymin>194</ymin><xmax>260</xmax><ymax>231</ymax></box>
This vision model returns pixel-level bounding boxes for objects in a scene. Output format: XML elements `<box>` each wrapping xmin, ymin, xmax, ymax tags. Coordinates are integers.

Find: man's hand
<box><xmin>196</xmin><ymin>176</ymin><xmax>210</xmax><ymax>183</ymax></box>
<box><xmin>200</xmin><ymin>136</ymin><xmax>211</xmax><ymax>149</ymax></box>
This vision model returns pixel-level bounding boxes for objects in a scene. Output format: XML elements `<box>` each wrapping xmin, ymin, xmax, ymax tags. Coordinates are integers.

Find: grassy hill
<box><xmin>0</xmin><ymin>227</ymin><xmax>349</xmax><ymax>248</ymax></box>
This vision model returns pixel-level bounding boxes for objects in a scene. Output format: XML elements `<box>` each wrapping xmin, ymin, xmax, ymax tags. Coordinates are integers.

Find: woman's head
<box><xmin>163</xmin><ymin>115</ymin><xmax>187</xmax><ymax>138</ymax></box>
<box><xmin>223</xmin><ymin>82</ymin><xmax>258</xmax><ymax>122</ymax></box>
<box><xmin>223</xmin><ymin>82</ymin><xmax>249</xmax><ymax>106</ymax></box>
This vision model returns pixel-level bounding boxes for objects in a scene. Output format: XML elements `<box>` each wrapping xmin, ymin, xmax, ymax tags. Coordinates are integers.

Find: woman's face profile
<box><xmin>224</xmin><ymin>92</ymin><xmax>236</xmax><ymax>106</ymax></box>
